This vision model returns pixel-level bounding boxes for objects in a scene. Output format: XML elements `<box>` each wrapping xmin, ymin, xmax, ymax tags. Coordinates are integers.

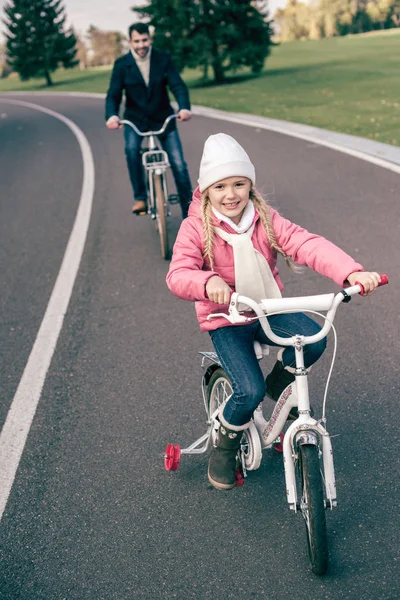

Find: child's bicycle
<box><xmin>119</xmin><ymin>114</ymin><xmax>180</xmax><ymax>260</ymax></box>
<box><xmin>164</xmin><ymin>275</ymin><xmax>389</xmax><ymax>575</ymax></box>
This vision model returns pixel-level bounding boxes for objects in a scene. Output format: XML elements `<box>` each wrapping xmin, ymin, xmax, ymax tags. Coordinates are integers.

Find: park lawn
<box><xmin>187</xmin><ymin>33</ymin><xmax>400</xmax><ymax>146</ymax></box>
<box><xmin>0</xmin><ymin>30</ymin><xmax>399</xmax><ymax>146</ymax></box>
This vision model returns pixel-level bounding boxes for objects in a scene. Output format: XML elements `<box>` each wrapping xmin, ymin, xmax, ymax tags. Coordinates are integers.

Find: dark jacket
<box><xmin>105</xmin><ymin>48</ymin><xmax>191</xmax><ymax>131</ymax></box>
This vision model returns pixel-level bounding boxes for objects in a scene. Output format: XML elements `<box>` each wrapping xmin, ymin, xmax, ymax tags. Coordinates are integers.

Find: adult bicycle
<box><xmin>164</xmin><ymin>275</ymin><xmax>388</xmax><ymax>575</ymax></box>
<box><xmin>119</xmin><ymin>114</ymin><xmax>179</xmax><ymax>260</ymax></box>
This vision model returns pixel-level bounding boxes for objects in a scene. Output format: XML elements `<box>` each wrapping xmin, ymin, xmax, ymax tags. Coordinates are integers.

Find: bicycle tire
<box><xmin>206</xmin><ymin>368</ymin><xmax>261</xmax><ymax>470</ymax></box>
<box><xmin>207</xmin><ymin>368</ymin><xmax>232</xmax><ymax>420</ymax></box>
<box><xmin>154</xmin><ymin>173</ymin><xmax>169</xmax><ymax>260</ymax></box>
<box><xmin>298</xmin><ymin>444</ymin><xmax>329</xmax><ymax>575</ymax></box>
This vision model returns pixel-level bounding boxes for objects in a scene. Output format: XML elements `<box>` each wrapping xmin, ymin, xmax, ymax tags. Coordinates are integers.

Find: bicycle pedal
<box><xmin>168</xmin><ymin>194</ymin><xmax>180</xmax><ymax>205</ymax></box>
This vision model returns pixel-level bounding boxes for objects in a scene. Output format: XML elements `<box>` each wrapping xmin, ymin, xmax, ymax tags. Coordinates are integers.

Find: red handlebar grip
<box><xmin>378</xmin><ymin>274</ymin><xmax>389</xmax><ymax>286</ymax></box>
<box><xmin>356</xmin><ymin>274</ymin><xmax>389</xmax><ymax>296</ymax></box>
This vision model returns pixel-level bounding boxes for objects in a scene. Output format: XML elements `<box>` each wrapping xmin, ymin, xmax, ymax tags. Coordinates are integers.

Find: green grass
<box><xmin>1</xmin><ymin>31</ymin><xmax>399</xmax><ymax>146</ymax></box>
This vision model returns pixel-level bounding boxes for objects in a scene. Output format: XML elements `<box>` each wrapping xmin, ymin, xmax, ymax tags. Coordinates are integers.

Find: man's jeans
<box><xmin>210</xmin><ymin>313</ymin><xmax>327</xmax><ymax>427</ymax></box>
<box><xmin>124</xmin><ymin>124</ymin><xmax>192</xmax><ymax>218</ymax></box>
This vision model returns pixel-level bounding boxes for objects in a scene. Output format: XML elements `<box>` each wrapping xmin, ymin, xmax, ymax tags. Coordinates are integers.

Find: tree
<box><xmin>274</xmin><ymin>0</ymin><xmax>399</xmax><ymax>39</ymax></box>
<box><xmin>366</xmin><ymin>0</ymin><xmax>398</xmax><ymax>29</ymax></box>
<box><xmin>274</xmin><ymin>0</ymin><xmax>312</xmax><ymax>41</ymax></box>
<box><xmin>133</xmin><ymin>0</ymin><xmax>273</xmax><ymax>84</ymax></box>
<box><xmin>0</xmin><ymin>43</ymin><xmax>12</xmax><ymax>78</ymax></box>
<box><xmin>72</xmin><ymin>28</ymin><xmax>89</xmax><ymax>70</ymax></box>
<box><xmin>3</xmin><ymin>0</ymin><xmax>78</xmax><ymax>85</ymax></box>
<box><xmin>87</xmin><ymin>26</ymin><xmax>125</xmax><ymax>66</ymax></box>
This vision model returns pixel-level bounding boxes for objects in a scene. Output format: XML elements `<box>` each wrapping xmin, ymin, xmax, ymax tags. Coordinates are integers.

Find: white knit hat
<box><xmin>198</xmin><ymin>133</ymin><xmax>256</xmax><ymax>192</ymax></box>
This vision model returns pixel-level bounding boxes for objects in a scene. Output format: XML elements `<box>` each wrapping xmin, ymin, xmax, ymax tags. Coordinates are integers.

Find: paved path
<box><xmin>6</xmin><ymin>90</ymin><xmax>400</xmax><ymax>168</ymax></box>
<box><xmin>0</xmin><ymin>93</ymin><xmax>398</xmax><ymax>600</ymax></box>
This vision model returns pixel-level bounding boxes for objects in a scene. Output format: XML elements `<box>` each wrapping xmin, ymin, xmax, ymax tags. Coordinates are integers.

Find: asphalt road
<box><xmin>0</xmin><ymin>94</ymin><xmax>399</xmax><ymax>600</ymax></box>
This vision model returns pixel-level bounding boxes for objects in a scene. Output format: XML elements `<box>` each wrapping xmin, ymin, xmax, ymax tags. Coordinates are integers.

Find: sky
<box><xmin>0</xmin><ymin>0</ymin><xmax>288</xmax><ymax>40</ymax></box>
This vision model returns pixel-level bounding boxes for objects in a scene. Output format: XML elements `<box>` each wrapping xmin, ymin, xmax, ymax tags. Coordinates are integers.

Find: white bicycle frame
<box><xmin>119</xmin><ymin>114</ymin><xmax>178</xmax><ymax>218</ymax></box>
<box><xmin>207</xmin><ymin>285</ymin><xmax>367</xmax><ymax>511</ymax></box>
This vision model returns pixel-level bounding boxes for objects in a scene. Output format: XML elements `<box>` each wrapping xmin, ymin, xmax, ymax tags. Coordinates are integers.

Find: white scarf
<box><xmin>131</xmin><ymin>47</ymin><xmax>151</xmax><ymax>86</ymax></box>
<box><xmin>213</xmin><ymin>203</ymin><xmax>281</xmax><ymax>308</ymax></box>
<box><xmin>212</xmin><ymin>200</ymin><xmax>255</xmax><ymax>233</ymax></box>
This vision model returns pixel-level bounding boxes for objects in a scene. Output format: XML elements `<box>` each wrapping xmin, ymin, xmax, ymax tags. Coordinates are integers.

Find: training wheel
<box><xmin>164</xmin><ymin>443</ymin><xmax>181</xmax><ymax>471</ymax></box>
<box><xmin>274</xmin><ymin>433</ymin><xmax>284</xmax><ymax>453</ymax></box>
<box><xmin>235</xmin><ymin>469</ymin><xmax>245</xmax><ymax>487</ymax></box>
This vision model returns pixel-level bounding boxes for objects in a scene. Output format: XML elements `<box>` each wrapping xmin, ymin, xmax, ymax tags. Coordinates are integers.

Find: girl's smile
<box><xmin>208</xmin><ymin>176</ymin><xmax>251</xmax><ymax>224</ymax></box>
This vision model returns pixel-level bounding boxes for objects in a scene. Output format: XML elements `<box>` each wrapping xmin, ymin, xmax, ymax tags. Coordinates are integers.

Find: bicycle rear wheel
<box><xmin>154</xmin><ymin>173</ymin><xmax>169</xmax><ymax>260</ymax></box>
<box><xmin>298</xmin><ymin>444</ymin><xmax>328</xmax><ymax>575</ymax></box>
<box><xmin>207</xmin><ymin>368</ymin><xmax>232</xmax><ymax>420</ymax></box>
<box><xmin>206</xmin><ymin>368</ymin><xmax>261</xmax><ymax>470</ymax></box>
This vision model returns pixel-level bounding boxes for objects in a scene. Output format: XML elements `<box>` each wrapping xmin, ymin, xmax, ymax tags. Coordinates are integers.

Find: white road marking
<box><xmin>191</xmin><ymin>105</ymin><xmax>400</xmax><ymax>176</ymax></box>
<box><xmin>0</xmin><ymin>99</ymin><xmax>95</xmax><ymax>520</ymax></box>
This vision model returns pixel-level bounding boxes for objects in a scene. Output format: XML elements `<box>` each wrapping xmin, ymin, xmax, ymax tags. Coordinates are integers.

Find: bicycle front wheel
<box><xmin>298</xmin><ymin>444</ymin><xmax>328</xmax><ymax>575</ymax></box>
<box><xmin>154</xmin><ymin>173</ymin><xmax>169</xmax><ymax>260</ymax></box>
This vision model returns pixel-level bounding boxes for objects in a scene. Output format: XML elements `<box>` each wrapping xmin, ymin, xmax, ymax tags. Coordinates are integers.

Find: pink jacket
<box><xmin>166</xmin><ymin>187</ymin><xmax>364</xmax><ymax>331</ymax></box>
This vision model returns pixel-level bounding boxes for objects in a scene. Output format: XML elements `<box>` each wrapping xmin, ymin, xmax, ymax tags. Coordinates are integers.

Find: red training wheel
<box><xmin>235</xmin><ymin>469</ymin><xmax>245</xmax><ymax>487</ymax></box>
<box><xmin>274</xmin><ymin>432</ymin><xmax>284</xmax><ymax>453</ymax></box>
<box><xmin>164</xmin><ymin>443</ymin><xmax>181</xmax><ymax>471</ymax></box>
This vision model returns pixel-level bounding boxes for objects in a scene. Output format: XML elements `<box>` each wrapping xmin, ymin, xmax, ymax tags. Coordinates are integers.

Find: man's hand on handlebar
<box><xmin>106</xmin><ymin>116</ymin><xmax>122</xmax><ymax>130</ymax></box>
<box><xmin>205</xmin><ymin>275</ymin><xmax>231</xmax><ymax>305</ymax></box>
<box><xmin>177</xmin><ymin>109</ymin><xmax>192</xmax><ymax>122</ymax></box>
<box><xmin>347</xmin><ymin>271</ymin><xmax>381</xmax><ymax>295</ymax></box>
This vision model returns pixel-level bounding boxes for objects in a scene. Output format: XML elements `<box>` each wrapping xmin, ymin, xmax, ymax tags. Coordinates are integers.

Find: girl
<box><xmin>166</xmin><ymin>133</ymin><xmax>380</xmax><ymax>491</ymax></box>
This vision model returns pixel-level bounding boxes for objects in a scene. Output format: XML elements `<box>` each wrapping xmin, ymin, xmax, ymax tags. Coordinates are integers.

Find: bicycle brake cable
<box><xmin>248</xmin><ymin>309</ymin><xmax>338</xmax><ymax>421</ymax></box>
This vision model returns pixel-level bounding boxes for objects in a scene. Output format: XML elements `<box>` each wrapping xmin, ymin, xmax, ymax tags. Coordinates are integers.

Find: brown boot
<box><xmin>208</xmin><ymin>420</ymin><xmax>248</xmax><ymax>490</ymax></box>
<box><xmin>132</xmin><ymin>200</ymin><xmax>147</xmax><ymax>214</ymax></box>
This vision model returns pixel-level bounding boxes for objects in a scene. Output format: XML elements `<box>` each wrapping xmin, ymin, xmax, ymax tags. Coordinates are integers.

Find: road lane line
<box><xmin>191</xmin><ymin>105</ymin><xmax>400</xmax><ymax>176</ymax></box>
<box><xmin>0</xmin><ymin>99</ymin><xmax>95</xmax><ymax>520</ymax></box>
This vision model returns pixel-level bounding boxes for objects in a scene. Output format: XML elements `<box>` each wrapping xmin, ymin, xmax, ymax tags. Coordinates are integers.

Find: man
<box><xmin>105</xmin><ymin>22</ymin><xmax>192</xmax><ymax>218</ymax></box>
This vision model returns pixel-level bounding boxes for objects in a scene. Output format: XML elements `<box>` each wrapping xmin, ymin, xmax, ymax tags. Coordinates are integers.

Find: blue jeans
<box><xmin>209</xmin><ymin>313</ymin><xmax>327</xmax><ymax>427</ymax></box>
<box><xmin>124</xmin><ymin>125</ymin><xmax>192</xmax><ymax>218</ymax></box>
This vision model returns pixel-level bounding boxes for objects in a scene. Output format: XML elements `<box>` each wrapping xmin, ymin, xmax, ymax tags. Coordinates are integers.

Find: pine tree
<box><xmin>3</xmin><ymin>0</ymin><xmax>78</xmax><ymax>85</ymax></box>
<box><xmin>134</xmin><ymin>0</ymin><xmax>273</xmax><ymax>84</ymax></box>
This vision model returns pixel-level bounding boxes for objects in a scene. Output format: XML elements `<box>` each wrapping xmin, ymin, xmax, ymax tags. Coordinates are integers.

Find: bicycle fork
<box><xmin>142</xmin><ymin>143</ymin><xmax>171</xmax><ymax>218</ymax></box>
<box><xmin>282</xmin><ymin>344</ymin><xmax>337</xmax><ymax>512</ymax></box>
<box><xmin>283</xmin><ymin>415</ymin><xmax>337</xmax><ymax>512</ymax></box>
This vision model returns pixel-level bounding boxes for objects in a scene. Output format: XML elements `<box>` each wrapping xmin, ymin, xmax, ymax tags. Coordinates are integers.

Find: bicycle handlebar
<box><xmin>207</xmin><ymin>274</ymin><xmax>389</xmax><ymax>347</ymax></box>
<box><xmin>119</xmin><ymin>114</ymin><xmax>179</xmax><ymax>137</ymax></box>
<box><xmin>356</xmin><ymin>273</ymin><xmax>388</xmax><ymax>295</ymax></box>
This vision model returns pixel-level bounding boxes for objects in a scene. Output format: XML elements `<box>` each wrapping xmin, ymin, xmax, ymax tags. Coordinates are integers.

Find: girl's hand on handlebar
<box><xmin>177</xmin><ymin>109</ymin><xmax>192</xmax><ymax>122</ymax></box>
<box><xmin>347</xmin><ymin>271</ymin><xmax>381</xmax><ymax>295</ymax></box>
<box><xmin>205</xmin><ymin>276</ymin><xmax>231</xmax><ymax>305</ymax></box>
<box><xmin>106</xmin><ymin>116</ymin><xmax>122</xmax><ymax>130</ymax></box>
